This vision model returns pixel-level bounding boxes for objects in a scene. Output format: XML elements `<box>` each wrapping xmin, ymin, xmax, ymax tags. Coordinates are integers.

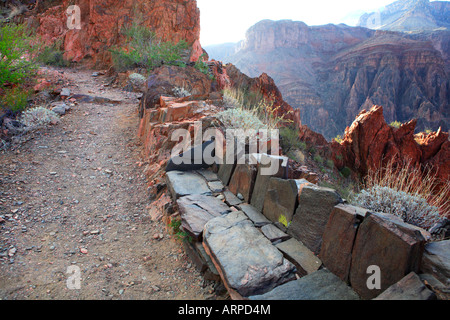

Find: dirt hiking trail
<box><xmin>0</xmin><ymin>68</ymin><xmax>213</xmax><ymax>300</ymax></box>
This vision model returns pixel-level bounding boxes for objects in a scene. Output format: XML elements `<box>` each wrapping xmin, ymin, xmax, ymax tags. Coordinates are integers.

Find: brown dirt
<box><xmin>0</xmin><ymin>67</ymin><xmax>212</xmax><ymax>300</ymax></box>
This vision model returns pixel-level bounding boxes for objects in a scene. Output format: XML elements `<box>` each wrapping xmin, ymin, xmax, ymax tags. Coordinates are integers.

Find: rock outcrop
<box><xmin>330</xmin><ymin>106</ymin><xmax>449</xmax><ymax>192</ymax></box>
<box><xmin>35</xmin><ymin>0</ymin><xmax>201</xmax><ymax>66</ymax></box>
<box><xmin>208</xmin><ymin>20</ymin><xmax>449</xmax><ymax>140</ymax></box>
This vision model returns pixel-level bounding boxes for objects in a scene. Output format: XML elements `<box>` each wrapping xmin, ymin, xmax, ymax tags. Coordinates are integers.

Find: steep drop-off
<box><xmin>207</xmin><ymin>20</ymin><xmax>449</xmax><ymax>140</ymax></box>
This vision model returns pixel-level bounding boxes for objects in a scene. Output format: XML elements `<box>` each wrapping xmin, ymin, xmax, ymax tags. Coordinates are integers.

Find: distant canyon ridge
<box><xmin>206</xmin><ymin>0</ymin><xmax>450</xmax><ymax>140</ymax></box>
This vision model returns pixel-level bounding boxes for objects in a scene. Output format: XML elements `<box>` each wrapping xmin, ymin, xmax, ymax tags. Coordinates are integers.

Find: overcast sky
<box><xmin>197</xmin><ymin>0</ymin><xmax>404</xmax><ymax>46</ymax></box>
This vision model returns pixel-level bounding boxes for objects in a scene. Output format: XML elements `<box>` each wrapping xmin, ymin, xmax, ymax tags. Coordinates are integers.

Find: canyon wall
<box><xmin>34</xmin><ymin>0</ymin><xmax>201</xmax><ymax>67</ymax></box>
<box><xmin>211</xmin><ymin>20</ymin><xmax>449</xmax><ymax>140</ymax></box>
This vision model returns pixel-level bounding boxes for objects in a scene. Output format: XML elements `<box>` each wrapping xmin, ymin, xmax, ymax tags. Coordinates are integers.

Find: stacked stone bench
<box><xmin>165</xmin><ymin>154</ymin><xmax>448</xmax><ymax>300</ymax></box>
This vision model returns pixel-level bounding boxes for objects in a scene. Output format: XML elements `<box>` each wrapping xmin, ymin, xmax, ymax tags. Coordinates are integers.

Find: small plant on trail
<box><xmin>21</xmin><ymin>107</ymin><xmax>59</xmax><ymax>130</ymax></box>
<box><xmin>168</xmin><ymin>218</ymin><xmax>192</xmax><ymax>243</ymax></box>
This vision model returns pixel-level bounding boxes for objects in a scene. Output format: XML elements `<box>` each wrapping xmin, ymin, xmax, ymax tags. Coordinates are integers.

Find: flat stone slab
<box><xmin>374</xmin><ymin>272</ymin><xmax>436</xmax><ymax>300</ymax></box>
<box><xmin>238</xmin><ymin>204</ymin><xmax>271</xmax><ymax>227</ymax></box>
<box><xmin>261</xmin><ymin>224</ymin><xmax>291</xmax><ymax>244</ymax></box>
<box><xmin>196</xmin><ymin>169</ymin><xmax>220</xmax><ymax>182</ymax></box>
<box><xmin>276</xmin><ymin>238</ymin><xmax>322</xmax><ymax>276</ymax></box>
<box><xmin>208</xmin><ymin>180</ymin><xmax>224</xmax><ymax>193</ymax></box>
<box><xmin>249</xmin><ymin>269</ymin><xmax>360</xmax><ymax>300</ymax></box>
<box><xmin>223</xmin><ymin>190</ymin><xmax>242</xmax><ymax>207</ymax></box>
<box><xmin>177</xmin><ymin>194</ymin><xmax>232</xmax><ymax>241</ymax></box>
<box><xmin>217</xmin><ymin>163</ymin><xmax>235</xmax><ymax>186</ymax></box>
<box><xmin>166</xmin><ymin>170</ymin><xmax>212</xmax><ymax>201</ymax></box>
<box><xmin>203</xmin><ymin>211</ymin><xmax>296</xmax><ymax>299</ymax></box>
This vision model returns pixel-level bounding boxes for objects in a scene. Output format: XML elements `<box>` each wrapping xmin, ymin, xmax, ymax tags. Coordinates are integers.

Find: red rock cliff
<box><xmin>36</xmin><ymin>0</ymin><xmax>201</xmax><ymax>67</ymax></box>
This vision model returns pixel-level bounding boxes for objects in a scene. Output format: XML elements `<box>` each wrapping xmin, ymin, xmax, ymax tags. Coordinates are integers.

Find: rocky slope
<box><xmin>207</xmin><ymin>20</ymin><xmax>449</xmax><ymax>140</ymax></box>
<box><xmin>358</xmin><ymin>0</ymin><xmax>450</xmax><ymax>32</ymax></box>
<box><xmin>32</xmin><ymin>0</ymin><xmax>202</xmax><ymax>67</ymax></box>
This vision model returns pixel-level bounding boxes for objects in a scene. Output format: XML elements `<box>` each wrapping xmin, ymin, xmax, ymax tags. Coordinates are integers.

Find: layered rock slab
<box><xmin>203</xmin><ymin>211</ymin><xmax>296</xmax><ymax>299</ymax></box>
<box><xmin>177</xmin><ymin>194</ymin><xmax>232</xmax><ymax>241</ymax></box>
<box><xmin>249</xmin><ymin>269</ymin><xmax>360</xmax><ymax>300</ymax></box>
<box><xmin>166</xmin><ymin>171</ymin><xmax>212</xmax><ymax>201</ymax></box>
<box><xmin>319</xmin><ymin>204</ymin><xmax>367</xmax><ymax>283</ymax></box>
<box><xmin>349</xmin><ymin>212</ymin><xmax>426</xmax><ymax>299</ymax></box>
<box><xmin>288</xmin><ymin>184</ymin><xmax>343</xmax><ymax>253</ymax></box>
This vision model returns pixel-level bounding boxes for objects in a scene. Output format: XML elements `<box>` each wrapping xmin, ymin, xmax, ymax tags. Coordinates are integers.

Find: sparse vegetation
<box><xmin>280</xmin><ymin>126</ymin><xmax>306</xmax><ymax>154</ymax></box>
<box><xmin>37</xmin><ymin>40</ymin><xmax>70</xmax><ymax>67</ymax></box>
<box><xmin>352</xmin><ymin>159</ymin><xmax>449</xmax><ymax>231</ymax></box>
<box><xmin>340</xmin><ymin>167</ymin><xmax>352</xmax><ymax>178</ymax></box>
<box><xmin>1</xmin><ymin>86</ymin><xmax>30</xmax><ymax>112</ymax></box>
<box><xmin>313</xmin><ymin>154</ymin><xmax>324</xmax><ymax>165</ymax></box>
<box><xmin>333</xmin><ymin>134</ymin><xmax>343</xmax><ymax>143</ymax></box>
<box><xmin>172</xmin><ymin>87</ymin><xmax>191</xmax><ymax>98</ymax></box>
<box><xmin>20</xmin><ymin>107</ymin><xmax>60</xmax><ymax>130</ymax></box>
<box><xmin>110</xmin><ymin>23</ymin><xmax>189</xmax><ymax>72</ymax></box>
<box><xmin>389</xmin><ymin>121</ymin><xmax>402</xmax><ymax>128</ymax></box>
<box><xmin>168</xmin><ymin>218</ymin><xmax>192</xmax><ymax>243</ymax></box>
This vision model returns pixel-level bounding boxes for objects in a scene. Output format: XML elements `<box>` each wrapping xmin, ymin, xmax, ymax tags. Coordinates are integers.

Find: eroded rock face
<box><xmin>37</xmin><ymin>0</ymin><xmax>201</xmax><ymax>66</ymax></box>
<box><xmin>330</xmin><ymin>105</ymin><xmax>449</xmax><ymax>195</ymax></box>
<box><xmin>213</xmin><ymin>20</ymin><xmax>449</xmax><ymax>139</ymax></box>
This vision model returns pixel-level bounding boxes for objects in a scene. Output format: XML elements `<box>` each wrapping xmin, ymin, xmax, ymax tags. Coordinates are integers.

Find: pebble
<box><xmin>80</xmin><ymin>248</ymin><xmax>88</xmax><ymax>254</ymax></box>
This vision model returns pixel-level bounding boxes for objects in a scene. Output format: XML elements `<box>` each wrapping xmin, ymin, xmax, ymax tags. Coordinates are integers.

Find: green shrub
<box><xmin>334</xmin><ymin>134</ymin><xmax>343</xmax><ymax>143</ymax></box>
<box><xmin>340</xmin><ymin>167</ymin><xmax>352</xmax><ymax>178</ymax></box>
<box><xmin>1</xmin><ymin>86</ymin><xmax>30</xmax><ymax>112</ymax></box>
<box><xmin>37</xmin><ymin>41</ymin><xmax>69</xmax><ymax>67</ymax></box>
<box><xmin>168</xmin><ymin>218</ymin><xmax>192</xmax><ymax>243</ymax></box>
<box><xmin>280</xmin><ymin>126</ymin><xmax>305</xmax><ymax>153</ymax></box>
<box><xmin>313</xmin><ymin>154</ymin><xmax>323</xmax><ymax>165</ymax></box>
<box><xmin>194</xmin><ymin>53</ymin><xmax>210</xmax><ymax>75</ymax></box>
<box><xmin>389</xmin><ymin>121</ymin><xmax>402</xmax><ymax>128</ymax></box>
<box><xmin>0</xmin><ymin>23</ymin><xmax>37</xmax><ymax>85</ymax></box>
<box><xmin>216</xmin><ymin>108</ymin><xmax>268</xmax><ymax>131</ymax></box>
<box><xmin>110</xmin><ymin>23</ymin><xmax>189</xmax><ymax>72</ymax></box>
<box><xmin>326</xmin><ymin>159</ymin><xmax>334</xmax><ymax>169</ymax></box>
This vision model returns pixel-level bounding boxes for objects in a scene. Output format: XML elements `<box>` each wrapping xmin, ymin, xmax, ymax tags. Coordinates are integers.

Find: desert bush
<box><xmin>326</xmin><ymin>159</ymin><xmax>334</xmax><ymax>168</ymax></box>
<box><xmin>352</xmin><ymin>159</ymin><xmax>449</xmax><ymax>231</ymax></box>
<box><xmin>222</xmin><ymin>88</ymin><xmax>244</xmax><ymax>109</ymax></box>
<box><xmin>37</xmin><ymin>41</ymin><xmax>69</xmax><ymax>67</ymax></box>
<box><xmin>216</xmin><ymin>108</ymin><xmax>268</xmax><ymax>131</ymax></box>
<box><xmin>340</xmin><ymin>167</ymin><xmax>352</xmax><ymax>178</ymax></box>
<box><xmin>21</xmin><ymin>107</ymin><xmax>59</xmax><ymax>130</ymax></box>
<box><xmin>334</xmin><ymin>134</ymin><xmax>343</xmax><ymax>143</ymax></box>
<box><xmin>0</xmin><ymin>23</ymin><xmax>37</xmax><ymax>85</ymax></box>
<box><xmin>389</xmin><ymin>121</ymin><xmax>402</xmax><ymax>128</ymax></box>
<box><xmin>172</xmin><ymin>87</ymin><xmax>191</xmax><ymax>98</ymax></box>
<box><xmin>1</xmin><ymin>86</ymin><xmax>30</xmax><ymax>112</ymax></box>
<box><xmin>280</xmin><ymin>126</ymin><xmax>305</xmax><ymax>153</ymax></box>
<box><xmin>313</xmin><ymin>154</ymin><xmax>324</xmax><ymax>165</ymax></box>
<box><xmin>110</xmin><ymin>23</ymin><xmax>189</xmax><ymax>72</ymax></box>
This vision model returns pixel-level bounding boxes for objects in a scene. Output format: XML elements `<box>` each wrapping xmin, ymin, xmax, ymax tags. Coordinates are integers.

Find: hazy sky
<box><xmin>197</xmin><ymin>0</ymin><xmax>401</xmax><ymax>45</ymax></box>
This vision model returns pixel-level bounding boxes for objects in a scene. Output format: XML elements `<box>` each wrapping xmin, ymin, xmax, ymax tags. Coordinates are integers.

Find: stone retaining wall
<box><xmin>165</xmin><ymin>154</ymin><xmax>449</xmax><ymax>300</ymax></box>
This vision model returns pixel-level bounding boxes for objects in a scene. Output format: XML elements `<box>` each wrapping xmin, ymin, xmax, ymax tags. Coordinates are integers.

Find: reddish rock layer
<box><xmin>36</xmin><ymin>0</ymin><xmax>201</xmax><ymax>67</ymax></box>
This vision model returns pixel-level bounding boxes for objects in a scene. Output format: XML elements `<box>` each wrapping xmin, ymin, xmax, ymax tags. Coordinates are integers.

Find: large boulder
<box><xmin>349</xmin><ymin>212</ymin><xmax>427</xmax><ymax>300</ymax></box>
<box><xmin>203</xmin><ymin>211</ymin><xmax>296</xmax><ymax>299</ymax></box>
<box><xmin>288</xmin><ymin>184</ymin><xmax>343</xmax><ymax>253</ymax></box>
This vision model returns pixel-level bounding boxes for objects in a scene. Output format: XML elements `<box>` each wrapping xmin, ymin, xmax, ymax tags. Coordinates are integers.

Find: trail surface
<box><xmin>0</xmin><ymin>68</ymin><xmax>209</xmax><ymax>300</ymax></box>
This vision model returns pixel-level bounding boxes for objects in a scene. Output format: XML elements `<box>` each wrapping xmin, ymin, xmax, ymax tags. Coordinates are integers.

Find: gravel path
<box><xmin>0</xmin><ymin>68</ymin><xmax>210</xmax><ymax>300</ymax></box>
